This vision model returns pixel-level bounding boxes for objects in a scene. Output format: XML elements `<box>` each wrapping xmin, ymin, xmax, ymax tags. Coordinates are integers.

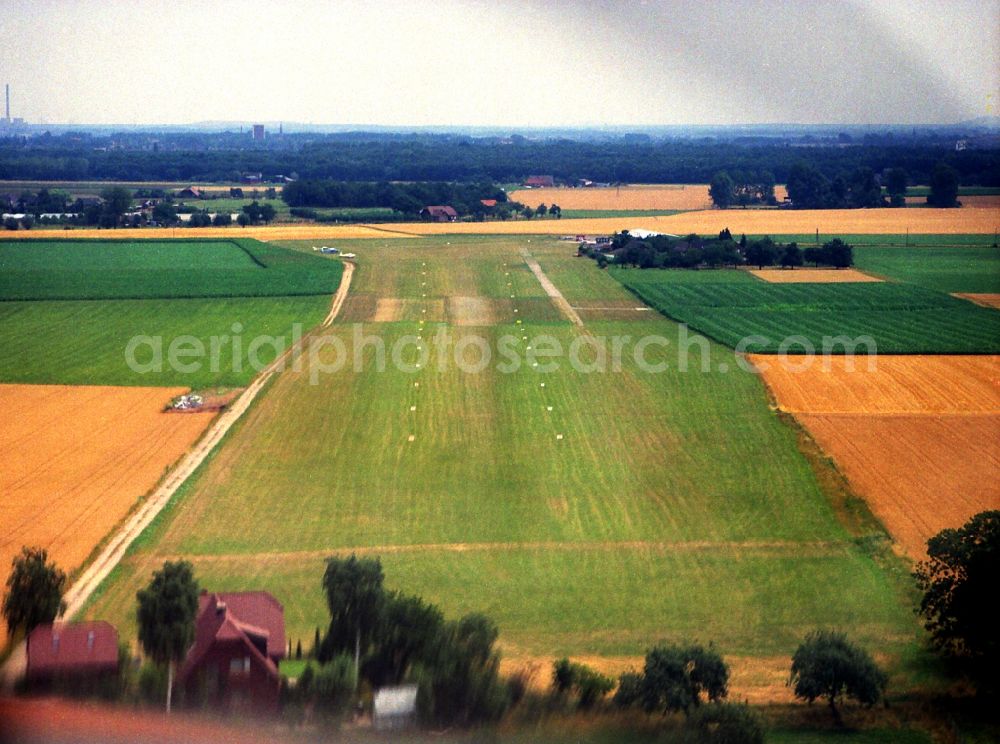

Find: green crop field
<box><xmin>0</xmin><ymin>238</ymin><xmax>343</xmax><ymax>386</ymax></box>
<box><xmin>610</xmin><ymin>266</ymin><xmax>1000</xmax><ymax>354</ymax></box>
<box><xmin>0</xmin><ymin>295</ymin><xmax>331</xmax><ymax>387</ymax></box>
<box><xmin>181</xmin><ymin>197</ymin><xmax>288</xmax><ymax>216</ymax></box>
<box><xmin>854</xmin><ymin>245</ymin><xmax>1000</xmax><ymax>294</ymax></box>
<box><xmin>0</xmin><ymin>238</ymin><xmax>343</xmax><ymax>300</ymax></box>
<box><xmin>83</xmin><ymin>236</ymin><xmax>921</xmax><ymax>688</ymax></box>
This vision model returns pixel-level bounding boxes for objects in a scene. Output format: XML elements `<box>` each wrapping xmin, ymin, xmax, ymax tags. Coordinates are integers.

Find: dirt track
<box><xmin>752</xmin><ymin>354</ymin><xmax>1000</xmax><ymax>558</ymax></box>
<box><xmin>520</xmin><ymin>248</ymin><xmax>584</xmax><ymax>326</ymax></box>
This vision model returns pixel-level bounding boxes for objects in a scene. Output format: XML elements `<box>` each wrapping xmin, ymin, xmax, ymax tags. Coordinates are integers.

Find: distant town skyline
<box><xmin>1</xmin><ymin>0</ymin><xmax>997</xmax><ymax>127</ymax></box>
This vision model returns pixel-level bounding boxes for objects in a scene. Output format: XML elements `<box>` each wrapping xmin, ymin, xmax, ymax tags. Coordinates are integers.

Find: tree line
<box><xmin>2</xmin><ymin>134</ymin><xmax>997</xmax><ymax>185</ymax></box>
<box><xmin>595</xmin><ymin>230</ymin><xmax>854</xmax><ymax>271</ymax></box>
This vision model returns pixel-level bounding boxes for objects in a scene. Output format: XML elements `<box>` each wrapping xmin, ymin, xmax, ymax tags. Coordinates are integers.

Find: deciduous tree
<box><xmin>136</xmin><ymin>561</ymin><xmax>200</xmax><ymax>713</ymax></box>
<box><xmin>789</xmin><ymin>630</ymin><xmax>885</xmax><ymax>724</ymax></box>
<box><xmin>2</xmin><ymin>546</ymin><xmax>66</xmax><ymax>637</ymax></box>
<box><xmin>914</xmin><ymin>510</ymin><xmax>999</xmax><ymax>689</ymax></box>
<box><xmin>321</xmin><ymin>554</ymin><xmax>385</xmax><ymax>689</ymax></box>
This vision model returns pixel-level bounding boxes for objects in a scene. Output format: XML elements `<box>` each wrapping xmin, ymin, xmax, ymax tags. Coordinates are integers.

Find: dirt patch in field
<box><xmin>751</xmin><ymin>355</ymin><xmax>1000</xmax><ymax>558</ymax></box>
<box><xmin>335</xmin><ymin>292</ymin><xmax>378</xmax><ymax>322</ymax></box>
<box><xmin>371</xmin><ymin>298</ymin><xmax>446</xmax><ymax>322</ymax></box>
<box><xmin>953</xmin><ymin>293</ymin><xmax>1000</xmax><ymax>309</ymax></box>
<box><xmin>0</xmin><ymin>384</ymin><xmax>215</xmax><ymax>641</ymax></box>
<box><xmin>446</xmin><ymin>295</ymin><xmax>506</xmax><ymax>325</ymax></box>
<box><xmin>750</xmin><ymin>268</ymin><xmax>883</xmax><ymax>283</ymax></box>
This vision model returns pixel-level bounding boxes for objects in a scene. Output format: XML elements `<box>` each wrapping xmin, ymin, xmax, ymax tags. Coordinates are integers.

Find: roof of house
<box><xmin>178</xmin><ymin>187</ymin><xmax>203</xmax><ymax>197</ymax></box>
<box><xmin>480</xmin><ymin>199</ymin><xmax>498</xmax><ymax>207</ymax></box>
<box><xmin>27</xmin><ymin>622</ymin><xmax>119</xmax><ymax>676</ymax></box>
<box><xmin>421</xmin><ymin>205</ymin><xmax>458</xmax><ymax>217</ymax></box>
<box><xmin>178</xmin><ymin>591</ymin><xmax>286</xmax><ymax>684</ymax></box>
<box><xmin>524</xmin><ymin>175</ymin><xmax>554</xmax><ymax>187</ymax></box>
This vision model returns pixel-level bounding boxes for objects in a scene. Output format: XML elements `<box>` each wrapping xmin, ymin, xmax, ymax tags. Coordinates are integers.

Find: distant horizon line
<box><xmin>7</xmin><ymin>117</ymin><xmax>1000</xmax><ymax>132</ymax></box>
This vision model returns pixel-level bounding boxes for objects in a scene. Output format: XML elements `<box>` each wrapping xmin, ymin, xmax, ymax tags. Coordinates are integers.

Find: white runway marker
<box><xmin>415</xmin><ymin>382</ymin><xmax>420</xmax><ymax>387</ymax></box>
<box><xmin>410</xmin><ymin>405</ymin><xmax>416</xmax><ymax>411</ymax></box>
<box><xmin>547</xmin><ymin>406</ymin><xmax>553</xmax><ymax>411</ymax></box>
<box><xmin>408</xmin><ymin>435</ymin><xmax>416</xmax><ymax>442</ymax></box>
<box><xmin>556</xmin><ymin>434</ymin><xmax>563</xmax><ymax>440</ymax></box>
<box><xmin>540</xmin><ymin>382</ymin><xmax>545</xmax><ymax>387</ymax></box>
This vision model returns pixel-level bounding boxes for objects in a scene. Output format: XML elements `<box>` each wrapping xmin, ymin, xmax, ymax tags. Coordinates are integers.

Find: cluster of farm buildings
<box><xmin>24</xmin><ymin>592</ymin><xmax>414</xmax><ymax>726</ymax></box>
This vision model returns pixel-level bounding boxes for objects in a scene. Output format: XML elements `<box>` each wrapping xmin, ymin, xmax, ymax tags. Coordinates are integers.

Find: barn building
<box><xmin>26</xmin><ymin>621</ymin><xmax>119</xmax><ymax>683</ymax></box>
<box><xmin>419</xmin><ymin>205</ymin><xmax>458</xmax><ymax>222</ymax></box>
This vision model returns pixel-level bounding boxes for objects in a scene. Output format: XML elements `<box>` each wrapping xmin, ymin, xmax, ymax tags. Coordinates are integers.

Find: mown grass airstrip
<box><xmin>83</xmin><ymin>236</ymin><xmax>920</xmax><ymax>692</ymax></box>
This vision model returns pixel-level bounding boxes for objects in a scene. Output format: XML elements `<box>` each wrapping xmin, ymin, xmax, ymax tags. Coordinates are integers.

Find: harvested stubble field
<box><xmin>750</xmin><ymin>268</ymin><xmax>883</xmax><ymax>283</ymax></box>
<box><xmin>509</xmin><ymin>184</ymin><xmax>791</xmax><ymax>211</ymax></box>
<box><xmin>84</xmin><ymin>236</ymin><xmax>919</xmax><ymax>698</ymax></box>
<box><xmin>0</xmin><ymin>384</ymin><xmax>216</xmax><ymax>643</ymax></box>
<box><xmin>751</xmin><ymin>355</ymin><xmax>1000</xmax><ymax>559</ymax></box>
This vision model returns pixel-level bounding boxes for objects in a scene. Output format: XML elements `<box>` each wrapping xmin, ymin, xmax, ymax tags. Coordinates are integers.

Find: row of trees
<box><xmin>282</xmin><ymin>179</ymin><xmax>507</xmax><ymax>218</ymax></box>
<box><xmin>601</xmin><ymin>230</ymin><xmax>853</xmax><ymax>271</ymax></box>
<box><xmin>709</xmin><ymin>161</ymin><xmax>962</xmax><ymax>210</ymax></box>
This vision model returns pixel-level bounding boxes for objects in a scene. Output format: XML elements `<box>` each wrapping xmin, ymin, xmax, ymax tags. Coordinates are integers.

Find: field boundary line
<box><xmin>57</xmin><ymin>264</ymin><xmax>355</xmax><ymax>623</ymax></box>
<box><xmin>519</xmin><ymin>247</ymin><xmax>585</xmax><ymax>327</ymax></box>
<box><xmin>151</xmin><ymin>539</ymin><xmax>849</xmax><ymax>564</ymax></box>
<box><xmin>359</xmin><ymin>224</ymin><xmax>423</xmax><ymax>237</ymax></box>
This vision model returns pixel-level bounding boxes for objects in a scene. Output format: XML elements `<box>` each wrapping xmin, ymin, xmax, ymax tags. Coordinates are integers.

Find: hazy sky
<box><xmin>2</xmin><ymin>0</ymin><xmax>997</xmax><ymax>127</ymax></box>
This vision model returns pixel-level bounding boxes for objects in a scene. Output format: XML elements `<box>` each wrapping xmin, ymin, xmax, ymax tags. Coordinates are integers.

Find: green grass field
<box><xmin>610</xmin><ymin>266</ymin><xmax>1000</xmax><ymax>354</ymax></box>
<box><xmin>0</xmin><ymin>238</ymin><xmax>343</xmax><ymax>300</ymax></box>
<box><xmin>854</xmin><ymin>245</ymin><xmax>1000</xmax><ymax>294</ymax></box>
<box><xmin>0</xmin><ymin>238</ymin><xmax>344</xmax><ymax>386</ymax></box>
<box><xmin>83</xmin><ymin>236</ymin><xmax>921</xmax><ymax>687</ymax></box>
<box><xmin>0</xmin><ymin>295</ymin><xmax>331</xmax><ymax>387</ymax></box>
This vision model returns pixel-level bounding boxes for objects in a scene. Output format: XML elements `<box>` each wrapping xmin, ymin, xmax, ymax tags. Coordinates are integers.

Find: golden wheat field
<box><xmin>0</xmin><ymin>384</ymin><xmax>216</xmax><ymax>643</ymax></box>
<box><xmin>750</xmin><ymin>355</ymin><xmax>1000</xmax><ymax>559</ymax></box>
<box><xmin>10</xmin><ymin>204</ymin><xmax>999</xmax><ymax>242</ymax></box>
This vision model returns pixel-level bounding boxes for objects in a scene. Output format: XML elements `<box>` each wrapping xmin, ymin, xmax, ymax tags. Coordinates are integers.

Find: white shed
<box><xmin>373</xmin><ymin>684</ymin><xmax>418</xmax><ymax>731</ymax></box>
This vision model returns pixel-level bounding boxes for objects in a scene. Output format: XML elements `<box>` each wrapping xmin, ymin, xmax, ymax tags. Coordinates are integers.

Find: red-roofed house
<box><xmin>419</xmin><ymin>205</ymin><xmax>458</xmax><ymax>222</ymax></box>
<box><xmin>523</xmin><ymin>175</ymin><xmax>555</xmax><ymax>188</ymax></box>
<box><xmin>177</xmin><ymin>591</ymin><xmax>286</xmax><ymax>712</ymax></box>
<box><xmin>176</xmin><ymin>187</ymin><xmax>204</xmax><ymax>199</ymax></box>
<box><xmin>26</xmin><ymin>622</ymin><xmax>119</xmax><ymax>682</ymax></box>
<box><xmin>480</xmin><ymin>199</ymin><xmax>498</xmax><ymax>208</ymax></box>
